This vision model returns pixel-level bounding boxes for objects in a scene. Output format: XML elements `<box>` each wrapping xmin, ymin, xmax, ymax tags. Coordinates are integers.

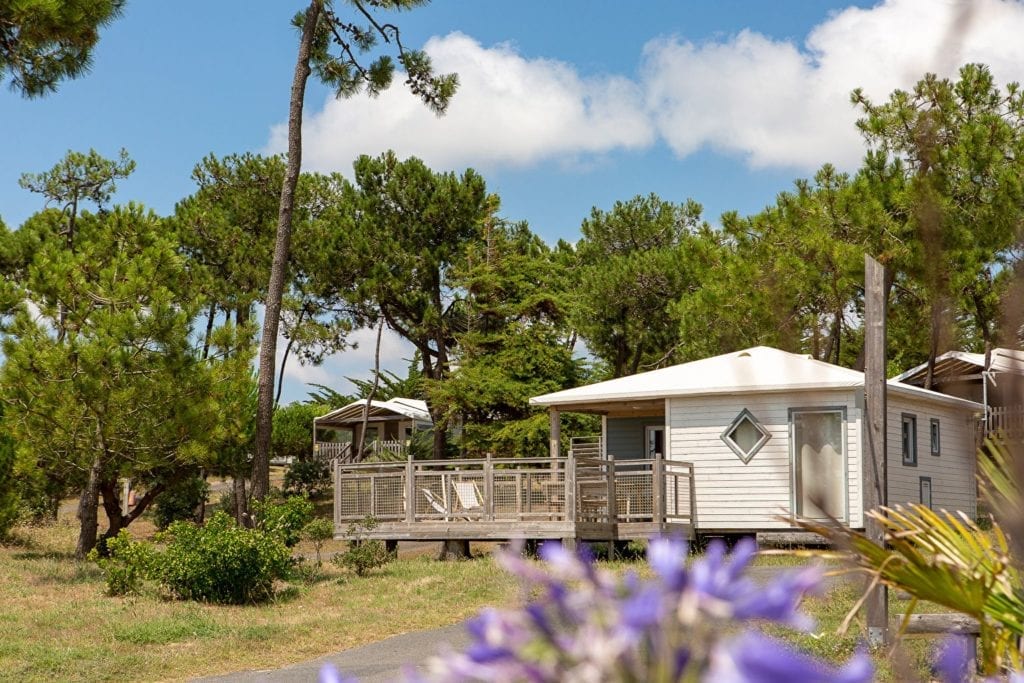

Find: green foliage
<box><xmin>340</xmin><ymin>151</ymin><xmax>491</xmax><ymax>455</ymax></box>
<box><xmin>302</xmin><ymin>517</ymin><xmax>335</xmax><ymax>567</ymax></box>
<box><xmin>333</xmin><ymin>517</ymin><xmax>392</xmax><ymax>577</ymax></box>
<box><xmin>272</xmin><ymin>402</ymin><xmax>323</xmax><ymax>462</ymax></box>
<box><xmin>430</xmin><ymin>220</ymin><xmax>588</xmax><ymax>456</ymax></box>
<box><xmin>575</xmin><ymin>194</ymin><xmax>714</xmax><ymax>377</ymax></box>
<box><xmin>90</xmin><ymin>529</ymin><xmax>156</xmax><ymax>596</ymax></box>
<box><xmin>152</xmin><ymin>475</ymin><xmax>209</xmax><ymax>531</ymax></box>
<box><xmin>0</xmin><ymin>0</ymin><xmax>126</xmax><ymax>97</ymax></box>
<box><xmin>0</xmin><ymin>201</ymin><xmax>244</xmax><ymax>549</ymax></box>
<box><xmin>157</xmin><ymin>512</ymin><xmax>292</xmax><ymax>604</ymax></box>
<box><xmin>0</xmin><ymin>418</ymin><xmax>18</xmax><ymax>539</ymax></box>
<box><xmin>306</xmin><ymin>1</ymin><xmax>457</xmax><ymax>114</ymax></box>
<box><xmin>252</xmin><ymin>496</ymin><xmax>315</xmax><ymax>548</ymax></box>
<box><xmin>283</xmin><ymin>459</ymin><xmax>331</xmax><ymax>499</ymax></box>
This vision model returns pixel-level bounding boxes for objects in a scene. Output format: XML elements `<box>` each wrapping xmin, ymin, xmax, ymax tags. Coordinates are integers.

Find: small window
<box><xmin>902</xmin><ymin>414</ymin><xmax>917</xmax><ymax>466</ymax></box>
<box><xmin>721</xmin><ymin>409</ymin><xmax>771</xmax><ymax>463</ymax></box>
<box><xmin>930</xmin><ymin>418</ymin><xmax>940</xmax><ymax>456</ymax></box>
<box><xmin>920</xmin><ymin>477</ymin><xmax>933</xmax><ymax>509</ymax></box>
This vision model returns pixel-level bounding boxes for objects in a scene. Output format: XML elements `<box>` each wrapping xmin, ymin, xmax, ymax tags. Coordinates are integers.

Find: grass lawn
<box><xmin>0</xmin><ymin>519</ymin><xmax>517</xmax><ymax>682</ymax></box>
<box><xmin>1</xmin><ymin>513</ymin><xmax>943</xmax><ymax>682</ymax></box>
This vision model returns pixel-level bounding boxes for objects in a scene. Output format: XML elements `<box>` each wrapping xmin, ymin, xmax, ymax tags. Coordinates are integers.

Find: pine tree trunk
<box><xmin>97</xmin><ymin>477</ymin><xmax>126</xmax><ymax>556</ymax></box>
<box><xmin>75</xmin><ymin>457</ymin><xmax>102</xmax><ymax>559</ymax></box>
<box><xmin>233</xmin><ymin>476</ymin><xmax>248</xmax><ymax>526</ymax></box>
<box><xmin>252</xmin><ymin>1</ymin><xmax>322</xmax><ymax>502</ymax></box>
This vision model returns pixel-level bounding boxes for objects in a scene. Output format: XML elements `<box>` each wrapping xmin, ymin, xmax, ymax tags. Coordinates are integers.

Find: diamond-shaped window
<box><xmin>721</xmin><ymin>409</ymin><xmax>770</xmax><ymax>463</ymax></box>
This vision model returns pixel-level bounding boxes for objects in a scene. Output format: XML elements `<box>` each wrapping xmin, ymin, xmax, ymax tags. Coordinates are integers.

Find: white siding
<box><xmin>668</xmin><ymin>390</ymin><xmax>862</xmax><ymax>531</ymax></box>
<box><xmin>886</xmin><ymin>396</ymin><xmax>977</xmax><ymax>518</ymax></box>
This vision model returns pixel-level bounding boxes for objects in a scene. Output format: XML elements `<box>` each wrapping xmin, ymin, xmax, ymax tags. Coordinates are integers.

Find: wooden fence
<box><xmin>988</xmin><ymin>405</ymin><xmax>1024</xmax><ymax>436</ymax></box>
<box><xmin>333</xmin><ymin>453</ymin><xmax>696</xmax><ymax>542</ymax></box>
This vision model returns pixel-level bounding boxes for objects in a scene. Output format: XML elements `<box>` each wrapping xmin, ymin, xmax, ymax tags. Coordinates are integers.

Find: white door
<box><xmin>792</xmin><ymin>410</ymin><xmax>845</xmax><ymax>521</ymax></box>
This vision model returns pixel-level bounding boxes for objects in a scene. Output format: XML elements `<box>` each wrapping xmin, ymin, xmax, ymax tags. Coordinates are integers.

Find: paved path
<box><xmin>194</xmin><ymin>622</ymin><xmax>469</xmax><ymax>683</ymax></box>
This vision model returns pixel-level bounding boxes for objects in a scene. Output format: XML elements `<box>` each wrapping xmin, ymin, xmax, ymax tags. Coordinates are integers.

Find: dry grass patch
<box><xmin>0</xmin><ymin>520</ymin><xmax>517</xmax><ymax>682</ymax></box>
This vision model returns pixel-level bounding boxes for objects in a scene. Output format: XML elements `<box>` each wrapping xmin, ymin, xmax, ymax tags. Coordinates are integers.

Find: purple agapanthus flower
<box><xmin>413</xmin><ymin>537</ymin><xmax>873</xmax><ymax>683</ymax></box>
<box><xmin>709</xmin><ymin>631</ymin><xmax>872</xmax><ymax>683</ymax></box>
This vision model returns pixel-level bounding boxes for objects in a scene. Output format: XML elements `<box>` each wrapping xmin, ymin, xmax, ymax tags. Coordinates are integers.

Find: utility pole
<box><xmin>864</xmin><ymin>254</ymin><xmax>889</xmax><ymax>645</ymax></box>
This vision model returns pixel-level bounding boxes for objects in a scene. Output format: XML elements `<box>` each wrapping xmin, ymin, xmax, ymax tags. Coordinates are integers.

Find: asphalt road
<box><xmin>194</xmin><ymin>621</ymin><xmax>469</xmax><ymax>683</ymax></box>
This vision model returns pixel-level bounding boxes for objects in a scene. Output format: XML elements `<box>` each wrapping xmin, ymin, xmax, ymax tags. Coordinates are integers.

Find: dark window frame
<box><xmin>930</xmin><ymin>418</ymin><xmax>941</xmax><ymax>456</ymax></box>
<box><xmin>901</xmin><ymin>413</ymin><xmax>918</xmax><ymax>467</ymax></box>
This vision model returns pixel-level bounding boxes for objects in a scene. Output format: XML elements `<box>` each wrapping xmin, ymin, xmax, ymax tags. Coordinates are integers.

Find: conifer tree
<box><xmin>0</xmin><ymin>0</ymin><xmax>125</xmax><ymax>97</ymax></box>
<box><xmin>253</xmin><ymin>0</ymin><xmax>458</xmax><ymax>502</ymax></box>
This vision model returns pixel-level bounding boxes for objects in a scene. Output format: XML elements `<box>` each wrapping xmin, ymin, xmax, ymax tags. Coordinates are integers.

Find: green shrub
<box><xmin>90</xmin><ymin>529</ymin><xmax>156</xmax><ymax>596</ymax></box>
<box><xmin>253</xmin><ymin>495</ymin><xmax>314</xmax><ymax>548</ymax></box>
<box><xmin>283</xmin><ymin>459</ymin><xmax>331</xmax><ymax>498</ymax></box>
<box><xmin>157</xmin><ymin>512</ymin><xmax>291</xmax><ymax>604</ymax></box>
<box><xmin>0</xmin><ymin>428</ymin><xmax>18</xmax><ymax>539</ymax></box>
<box><xmin>303</xmin><ymin>517</ymin><xmax>334</xmax><ymax>566</ymax></box>
<box><xmin>152</xmin><ymin>474</ymin><xmax>209</xmax><ymax>530</ymax></box>
<box><xmin>333</xmin><ymin>517</ymin><xmax>393</xmax><ymax>576</ymax></box>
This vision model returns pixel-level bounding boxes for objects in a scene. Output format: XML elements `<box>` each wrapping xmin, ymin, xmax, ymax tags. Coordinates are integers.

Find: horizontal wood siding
<box><xmin>607</xmin><ymin>416</ymin><xmax>664</xmax><ymax>460</ymax></box>
<box><xmin>669</xmin><ymin>390</ymin><xmax>862</xmax><ymax>531</ymax></box>
<box><xmin>886</xmin><ymin>396</ymin><xmax>977</xmax><ymax>518</ymax></box>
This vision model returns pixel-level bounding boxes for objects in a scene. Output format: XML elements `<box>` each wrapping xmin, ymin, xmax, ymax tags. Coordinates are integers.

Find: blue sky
<box><xmin>4</xmin><ymin>0</ymin><xmax>1023</xmax><ymax>402</ymax></box>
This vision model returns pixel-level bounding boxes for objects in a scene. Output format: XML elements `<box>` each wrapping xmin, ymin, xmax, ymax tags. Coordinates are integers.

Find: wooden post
<box><xmin>549</xmin><ymin>409</ymin><xmax>561</xmax><ymax>460</ymax></box>
<box><xmin>405</xmin><ymin>452</ymin><xmax>415</xmax><ymax>523</ymax></box>
<box><xmin>565</xmin><ymin>449</ymin><xmax>577</xmax><ymax>549</ymax></box>
<box><xmin>484</xmin><ymin>452</ymin><xmax>494</xmax><ymax>521</ymax></box>
<box><xmin>606</xmin><ymin>457</ymin><xmax>617</xmax><ymax>557</ymax></box>
<box><xmin>653</xmin><ymin>451</ymin><xmax>665</xmax><ymax>526</ymax></box>
<box><xmin>688</xmin><ymin>463</ymin><xmax>697</xmax><ymax>528</ymax></box>
<box><xmin>864</xmin><ymin>254</ymin><xmax>889</xmax><ymax>646</ymax></box>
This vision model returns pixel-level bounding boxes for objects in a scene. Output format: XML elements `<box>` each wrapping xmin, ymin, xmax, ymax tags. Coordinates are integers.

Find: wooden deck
<box><xmin>333</xmin><ymin>453</ymin><xmax>695</xmax><ymax>543</ymax></box>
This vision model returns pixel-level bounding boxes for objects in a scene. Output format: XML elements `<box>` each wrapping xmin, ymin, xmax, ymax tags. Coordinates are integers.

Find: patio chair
<box><xmin>452</xmin><ymin>481</ymin><xmax>484</xmax><ymax>515</ymax></box>
<box><xmin>422</xmin><ymin>488</ymin><xmax>449</xmax><ymax>519</ymax></box>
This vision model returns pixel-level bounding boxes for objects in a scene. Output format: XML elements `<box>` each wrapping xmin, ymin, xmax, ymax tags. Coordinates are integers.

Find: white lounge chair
<box><xmin>422</xmin><ymin>488</ymin><xmax>449</xmax><ymax>519</ymax></box>
<box><xmin>453</xmin><ymin>481</ymin><xmax>484</xmax><ymax>514</ymax></box>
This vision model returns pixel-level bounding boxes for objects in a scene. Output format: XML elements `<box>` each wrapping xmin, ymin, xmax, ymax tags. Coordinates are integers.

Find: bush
<box><xmin>333</xmin><ymin>517</ymin><xmax>393</xmax><ymax>576</ymax></box>
<box><xmin>303</xmin><ymin>517</ymin><xmax>334</xmax><ymax>566</ymax></box>
<box><xmin>152</xmin><ymin>474</ymin><xmax>209</xmax><ymax>530</ymax></box>
<box><xmin>283</xmin><ymin>459</ymin><xmax>331</xmax><ymax>498</ymax></box>
<box><xmin>90</xmin><ymin>529</ymin><xmax>156</xmax><ymax>596</ymax></box>
<box><xmin>252</xmin><ymin>495</ymin><xmax>314</xmax><ymax>548</ymax></box>
<box><xmin>0</xmin><ymin>429</ymin><xmax>18</xmax><ymax>539</ymax></box>
<box><xmin>157</xmin><ymin>512</ymin><xmax>291</xmax><ymax>604</ymax></box>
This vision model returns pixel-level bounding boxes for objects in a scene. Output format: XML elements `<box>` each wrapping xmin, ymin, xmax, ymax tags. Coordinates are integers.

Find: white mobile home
<box><xmin>530</xmin><ymin>346</ymin><xmax>982</xmax><ymax>533</ymax></box>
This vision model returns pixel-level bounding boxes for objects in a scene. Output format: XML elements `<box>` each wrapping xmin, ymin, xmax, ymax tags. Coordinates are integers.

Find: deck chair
<box><xmin>422</xmin><ymin>488</ymin><xmax>449</xmax><ymax>519</ymax></box>
<box><xmin>452</xmin><ymin>481</ymin><xmax>484</xmax><ymax>515</ymax></box>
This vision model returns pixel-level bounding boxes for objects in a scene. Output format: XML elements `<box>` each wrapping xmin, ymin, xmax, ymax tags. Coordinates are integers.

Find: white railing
<box><xmin>315</xmin><ymin>439</ymin><xmax>408</xmax><ymax>463</ymax></box>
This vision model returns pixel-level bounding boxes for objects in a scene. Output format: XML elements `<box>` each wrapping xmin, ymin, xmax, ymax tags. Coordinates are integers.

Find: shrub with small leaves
<box><xmin>333</xmin><ymin>517</ymin><xmax>393</xmax><ymax>577</ymax></box>
<box><xmin>303</xmin><ymin>517</ymin><xmax>335</xmax><ymax>567</ymax></box>
<box><xmin>89</xmin><ymin>529</ymin><xmax>156</xmax><ymax>596</ymax></box>
<box><xmin>283</xmin><ymin>458</ymin><xmax>331</xmax><ymax>499</ymax></box>
<box><xmin>152</xmin><ymin>474</ymin><xmax>209</xmax><ymax>530</ymax></box>
<box><xmin>157</xmin><ymin>511</ymin><xmax>291</xmax><ymax>604</ymax></box>
<box><xmin>252</xmin><ymin>495</ymin><xmax>314</xmax><ymax>548</ymax></box>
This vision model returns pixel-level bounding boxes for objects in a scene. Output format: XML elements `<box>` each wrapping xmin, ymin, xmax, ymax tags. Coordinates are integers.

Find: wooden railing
<box><xmin>988</xmin><ymin>406</ymin><xmax>1024</xmax><ymax>436</ymax></box>
<box><xmin>335</xmin><ymin>456</ymin><xmax>570</xmax><ymax>525</ymax></box>
<box><xmin>316</xmin><ymin>439</ymin><xmax>408</xmax><ymax>463</ymax></box>
<box><xmin>569</xmin><ymin>435</ymin><xmax>603</xmax><ymax>458</ymax></box>
<box><xmin>333</xmin><ymin>453</ymin><xmax>696</xmax><ymax>533</ymax></box>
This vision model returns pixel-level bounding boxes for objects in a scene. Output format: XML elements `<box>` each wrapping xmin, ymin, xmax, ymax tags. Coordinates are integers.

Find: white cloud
<box><xmin>276</xmin><ymin>326</ymin><xmax>415</xmax><ymax>404</ymax></box>
<box><xmin>268</xmin><ymin>32</ymin><xmax>653</xmax><ymax>173</ymax></box>
<box><xmin>268</xmin><ymin>0</ymin><xmax>1024</xmax><ymax>177</ymax></box>
<box><xmin>643</xmin><ymin>0</ymin><xmax>1024</xmax><ymax>169</ymax></box>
